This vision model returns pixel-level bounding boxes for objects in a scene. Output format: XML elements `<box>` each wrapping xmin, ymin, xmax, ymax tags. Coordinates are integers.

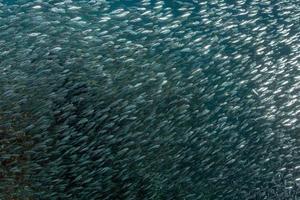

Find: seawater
<box><xmin>0</xmin><ymin>0</ymin><xmax>300</xmax><ymax>199</ymax></box>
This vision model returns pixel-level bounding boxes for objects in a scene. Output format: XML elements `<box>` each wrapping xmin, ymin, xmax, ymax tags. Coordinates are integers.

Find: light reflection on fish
<box><xmin>0</xmin><ymin>0</ymin><xmax>300</xmax><ymax>199</ymax></box>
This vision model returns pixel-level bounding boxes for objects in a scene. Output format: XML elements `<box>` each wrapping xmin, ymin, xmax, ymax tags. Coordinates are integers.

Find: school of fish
<box><xmin>0</xmin><ymin>0</ymin><xmax>300</xmax><ymax>199</ymax></box>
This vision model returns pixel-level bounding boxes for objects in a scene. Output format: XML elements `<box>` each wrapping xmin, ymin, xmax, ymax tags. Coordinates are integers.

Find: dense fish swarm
<box><xmin>1</xmin><ymin>0</ymin><xmax>300</xmax><ymax>199</ymax></box>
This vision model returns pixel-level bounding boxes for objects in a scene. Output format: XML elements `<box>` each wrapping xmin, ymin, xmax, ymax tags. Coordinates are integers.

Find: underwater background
<box><xmin>0</xmin><ymin>0</ymin><xmax>300</xmax><ymax>199</ymax></box>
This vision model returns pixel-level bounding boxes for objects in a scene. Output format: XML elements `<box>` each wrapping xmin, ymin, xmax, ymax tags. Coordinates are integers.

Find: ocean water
<box><xmin>0</xmin><ymin>0</ymin><xmax>300</xmax><ymax>199</ymax></box>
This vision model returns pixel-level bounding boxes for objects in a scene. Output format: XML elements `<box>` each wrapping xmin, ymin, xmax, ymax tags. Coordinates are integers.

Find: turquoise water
<box><xmin>0</xmin><ymin>0</ymin><xmax>300</xmax><ymax>199</ymax></box>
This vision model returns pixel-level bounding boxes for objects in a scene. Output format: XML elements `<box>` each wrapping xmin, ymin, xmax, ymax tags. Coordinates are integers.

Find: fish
<box><xmin>1</xmin><ymin>0</ymin><xmax>300</xmax><ymax>199</ymax></box>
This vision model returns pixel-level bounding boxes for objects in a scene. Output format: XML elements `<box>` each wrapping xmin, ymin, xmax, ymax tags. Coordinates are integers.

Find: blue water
<box><xmin>1</xmin><ymin>0</ymin><xmax>300</xmax><ymax>199</ymax></box>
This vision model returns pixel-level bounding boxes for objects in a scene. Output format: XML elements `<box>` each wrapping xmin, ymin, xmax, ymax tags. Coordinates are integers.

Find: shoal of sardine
<box><xmin>1</xmin><ymin>0</ymin><xmax>300</xmax><ymax>199</ymax></box>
